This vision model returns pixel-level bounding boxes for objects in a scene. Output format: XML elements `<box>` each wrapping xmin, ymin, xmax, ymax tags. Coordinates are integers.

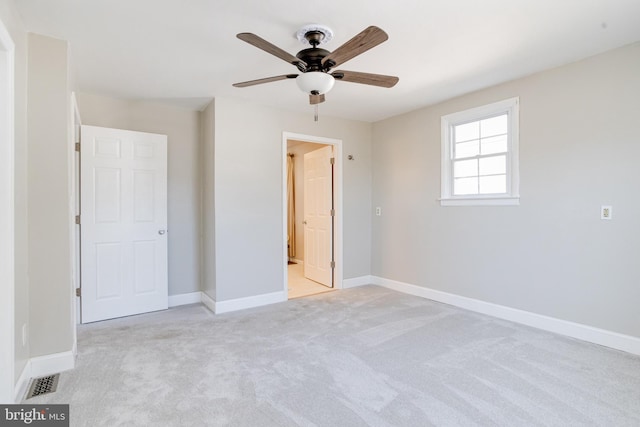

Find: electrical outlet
<box><xmin>375</xmin><ymin>207</ymin><xmax>381</xmax><ymax>216</ymax></box>
<box><xmin>601</xmin><ymin>205</ymin><xmax>612</xmax><ymax>220</ymax></box>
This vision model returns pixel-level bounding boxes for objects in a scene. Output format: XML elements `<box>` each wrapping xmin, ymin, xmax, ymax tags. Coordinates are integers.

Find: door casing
<box><xmin>0</xmin><ymin>16</ymin><xmax>15</xmax><ymax>404</ymax></box>
<box><xmin>282</xmin><ymin>132</ymin><xmax>343</xmax><ymax>295</ymax></box>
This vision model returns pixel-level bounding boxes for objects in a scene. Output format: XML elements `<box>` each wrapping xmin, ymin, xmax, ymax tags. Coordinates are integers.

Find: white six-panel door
<box><xmin>303</xmin><ymin>145</ymin><xmax>334</xmax><ymax>287</ymax></box>
<box><xmin>80</xmin><ymin>125</ymin><xmax>168</xmax><ymax>323</ymax></box>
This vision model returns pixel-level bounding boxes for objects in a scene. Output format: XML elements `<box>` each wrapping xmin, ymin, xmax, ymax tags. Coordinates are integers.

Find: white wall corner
<box><xmin>13</xmin><ymin>362</ymin><xmax>32</xmax><ymax>403</ymax></box>
<box><xmin>30</xmin><ymin>351</ymin><xmax>75</xmax><ymax>379</ymax></box>
<box><xmin>372</xmin><ymin>276</ymin><xmax>640</xmax><ymax>356</ymax></box>
<box><xmin>215</xmin><ymin>291</ymin><xmax>287</xmax><ymax>314</ymax></box>
<box><xmin>200</xmin><ymin>292</ymin><xmax>216</xmax><ymax>314</ymax></box>
<box><xmin>343</xmin><ymin>276</ymin><xmax>374</xmax><ymax>289</ymax></box>
<box><xmin>168</xmin><ymin>292</ymin><xmax>203</xmax><ymax>308</ymax></box>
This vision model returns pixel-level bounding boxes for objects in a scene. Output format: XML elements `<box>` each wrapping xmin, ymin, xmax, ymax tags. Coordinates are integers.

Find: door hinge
<box><xmin>75</xmin><ymin>142</ymin><xmax>80</xmax><ymax>152</ymax></box>
<box><xmin>75</xmin><ymin>288</ymin><xmax>81</xmax><ymax>297</ymax></box>
<box><xmin>330</xmin><ymin>261</ymin><xmax>335</xmax><ymax>269</ymax></box>
<box><xmin>330</xmin><ymin>157</ymin><xmax>335</xmax><ymax>165</ymax></box>
<box><xmin>330</xmin><ymin>209</ymin><xmax>335</xmax><ymax>216</ymax></box>
<box><xmin>75</xmin><ymin>215</ymin><xmax>80</xmax><ymax>225</ymax></box>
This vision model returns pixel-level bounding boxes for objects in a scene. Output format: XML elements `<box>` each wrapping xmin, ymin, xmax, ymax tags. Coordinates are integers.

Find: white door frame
<box><xmin>0</xmin><ymin>17</ymin><xmax>16</xmax><ymax>403</ymax></box>
<box><xmin>70</xmin><ymin>93</ymin><xmax>81</xmax><ymax>350</ymax></box>
<box><xmin>282</xmin><ymin>132</ymin><xmax>343</xmax><ymax>295</ymax></box>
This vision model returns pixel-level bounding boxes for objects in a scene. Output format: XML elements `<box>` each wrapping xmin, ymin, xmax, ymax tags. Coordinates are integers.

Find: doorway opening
<box><xmin>283</xmin><ymin>132</ymin><xmax>343</xmax><ymax>300</ymax></box>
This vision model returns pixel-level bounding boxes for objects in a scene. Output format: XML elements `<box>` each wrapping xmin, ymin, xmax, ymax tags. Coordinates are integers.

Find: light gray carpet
<box><xmin>27</xmin><ymin>285</ymin><xmax>640</xmax><ymax>426</ymax></box>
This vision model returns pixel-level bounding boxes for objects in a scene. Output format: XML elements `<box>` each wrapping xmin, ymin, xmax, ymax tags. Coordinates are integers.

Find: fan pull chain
<box><xmin>314</xmin><ymin>104</ymin><xmax>319</xmax><ymax>122</ymax></box>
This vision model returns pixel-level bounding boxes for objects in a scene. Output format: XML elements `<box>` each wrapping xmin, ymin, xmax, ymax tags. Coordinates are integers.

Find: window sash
<box><xmin>440</xmin><ymin>97</ymin><xmax>519</xmax><ymax>205</ymax></box>
<box><xmin>450</xmin><ymin>126</ymin><xmax>511</xmax><ymax>196</ymax></box>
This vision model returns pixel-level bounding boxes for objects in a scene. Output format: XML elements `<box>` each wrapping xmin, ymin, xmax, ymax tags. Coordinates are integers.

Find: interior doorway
<box><xmin>283</xmin><ymin>132</ymin><xmax>343</xmax><ymax>299</ymax></box>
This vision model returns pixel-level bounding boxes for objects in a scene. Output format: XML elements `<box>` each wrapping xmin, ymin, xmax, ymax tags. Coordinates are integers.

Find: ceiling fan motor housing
<box><xmin>296</xmin><ymin>48</ymin><xmax>331</xmax><ymax>72</ymax></box>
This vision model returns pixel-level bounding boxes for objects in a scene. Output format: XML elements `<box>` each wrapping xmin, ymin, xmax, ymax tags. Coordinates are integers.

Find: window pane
<box><xmin>454</xmin><ymin>177</ymin><xmax>478</xmax><ymax>195</ymax></box>
<box><xmin>454</xmin><ymin>121</ymin><xmax>479</xmax><ymax>143</ymax></box>
<box><xmin>454</xmin><ymin>158</ymin><xmax>478</xmax><ymax>178</ymax></box>
<box><xmin>479</xmin><ymin>155</ymin><xmax>506</xmax><ymax>176</ymax></box>
<box><xmin>479</xmin><ymin>175</ymin><xmax>506</xmax><ymax>194</ymax></box>
<box><xmin>454</xmin><ymin>140</ymin><xmax>479</xmax><ymax>159</ymax></box>
<box><xmin>481</xmin><ymin>114</ymin><xmax>508</xmax><ymax>137</ymax></box>
<box><xmin>481</xmin><ymin>134</ymin><xmax>507</xmax><ymax>155</ymax></box>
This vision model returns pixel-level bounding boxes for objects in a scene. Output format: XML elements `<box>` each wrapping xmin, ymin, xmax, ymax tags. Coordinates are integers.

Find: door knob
<box><xmin>303</xmin><ymin>221</ymin><xmax>307</xmax><ymax>225</ymax></box>
<box><xmin>158</xmin><ymin>230</ymin><xmax>166</xmax><ymax>235</ymax></box>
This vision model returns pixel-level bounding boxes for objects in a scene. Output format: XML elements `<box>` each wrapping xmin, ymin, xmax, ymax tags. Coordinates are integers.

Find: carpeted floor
<box><xmin>26</xmin><ymin>285</ymin><xmax>640</xmax><ymax>426</ymax></box>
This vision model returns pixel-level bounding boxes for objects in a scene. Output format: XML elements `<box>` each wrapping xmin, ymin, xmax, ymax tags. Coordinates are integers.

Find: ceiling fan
<box><xmin>232</xmin><ymin>24</ymin><xmax>399</xmax><ymax>108</ymax></box>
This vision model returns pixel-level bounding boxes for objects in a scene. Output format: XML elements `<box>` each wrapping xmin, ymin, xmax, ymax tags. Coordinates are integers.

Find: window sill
<box><xmin>439</xmin><ymin>196</ymin><xmax>520</xmax><ymax>206</ymax></box>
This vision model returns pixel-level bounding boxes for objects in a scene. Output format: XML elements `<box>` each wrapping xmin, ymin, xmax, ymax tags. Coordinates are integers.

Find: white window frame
<box><xmin>440</xmin><ymin>97</ymin><xmax>520</xmax><ymax>206</ymax></box>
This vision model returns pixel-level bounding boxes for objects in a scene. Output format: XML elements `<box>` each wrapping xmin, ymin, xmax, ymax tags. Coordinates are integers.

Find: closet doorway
<box><xmin>283</xmin><ymin>132</ymin><xmax>343</xmax><ymax>299</ymax></box>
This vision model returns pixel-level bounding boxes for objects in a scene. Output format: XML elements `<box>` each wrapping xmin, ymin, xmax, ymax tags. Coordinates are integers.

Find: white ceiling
<box><xmin>14</xmin><ymin>0</ymin><xmax>640</xmax><ymax>122</ymax></box>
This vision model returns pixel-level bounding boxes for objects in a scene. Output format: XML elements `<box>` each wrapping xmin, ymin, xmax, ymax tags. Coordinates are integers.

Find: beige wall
<box><xmin>372</xmin><ymin>42</ymin><xmax>640</xmax><ymax>338</ymax></box>
<box><xmin>213</xmin><ymin>97</ymin><xmax>373</xmax><ymax>301</ymax></box>
<box><xmin>27</xmin><ymin>33</ymin><xmax>73</xmax><ymax>357</ymax></box>
<box><xmin>76</xmin><ymin>92</ymin><xmax>202</xmax><ymax>296</ymax></box>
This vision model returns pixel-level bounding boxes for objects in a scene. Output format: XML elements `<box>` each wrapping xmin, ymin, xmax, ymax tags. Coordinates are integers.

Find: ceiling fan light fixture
<box><xmin>296</xmin><ymin>72</ymin><xmax>335</xmax><ymax>95</ymax></box>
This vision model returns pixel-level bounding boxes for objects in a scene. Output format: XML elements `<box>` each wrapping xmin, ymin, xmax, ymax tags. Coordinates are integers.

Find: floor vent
<box><xmin>26</xmin><ymin>374</ymin><xmax>60</xmax><ymax>399</ymax></box>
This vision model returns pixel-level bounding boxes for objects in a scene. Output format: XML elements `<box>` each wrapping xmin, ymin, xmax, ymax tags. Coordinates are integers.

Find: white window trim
<box><xmin>440</xmin><ymin>97</ymin><xmax>520</xmax><ymax>206</ymax></box>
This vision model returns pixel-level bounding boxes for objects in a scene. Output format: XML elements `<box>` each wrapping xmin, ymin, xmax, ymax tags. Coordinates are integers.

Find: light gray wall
<box><xmin>27</xmin><ymin>33</ymin><xmax>73</xmax><ymax>357</ymax></box>
<box><xmin>0</xmin><ymin>0</ymin><xmax>29</xmax><ymax>387</ymax></box>
<box><xmin>214</xmin><ymin>97</ymin><xmax>372</xmax><ymax>301</ymax></box>
<box><xmin>372</xmin><ymin>42</ymin><xmax>640</xmax><ymax>338</ymax></box>
<box><xmin>287</xmin><ymin>141</ymin><xmax>325</xmax><ymax>262</ymax></box>
<box><xmin>76</xmin><ymin>92</ymin><xmax>202</xmax><ymax>296</ymax></box>
<box><xmin>200</xmin><ymin>100</ymin><xmax>215</xmax><ymax>300</ymax></box>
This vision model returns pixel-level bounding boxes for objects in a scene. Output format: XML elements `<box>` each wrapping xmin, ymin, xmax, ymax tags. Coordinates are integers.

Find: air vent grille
<box><xmin>26</xmin><ymin>374</ymin><xmax>60</xmax><ymax>399</ymax></box>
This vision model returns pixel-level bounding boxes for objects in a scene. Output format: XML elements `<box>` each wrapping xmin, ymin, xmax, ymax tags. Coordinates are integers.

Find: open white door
<box><xmin>303</xmin><ymin>145</ymin><xmax>334</xmax><ymax>287</ymax></box>
<box><xmin>80</xmin><ymin>125</ymin><xmax>168</xmax><ymax>323</ymax></box>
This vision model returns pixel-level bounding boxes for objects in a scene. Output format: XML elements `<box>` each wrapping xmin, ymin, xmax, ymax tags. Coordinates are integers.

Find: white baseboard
<box><xmin>200</xmin><ymin>291</ymin><xmax>216</xmax><ymax>313</ymax></box>
<box><xmin>169</xmin><ymin>292</ymin><xmax>203</xmax><ymax>308</ymax></box>
<box><xmin>30</xmin><ymin>351</ymin><xmax>75</xmax><ymax>378</ymax></box>
<box><xmin>215</xmin><ymin>291</ymin><xmax>287</xmax><ymax>314</ymax></box>
<box><xmin>343</xmin><ymin>275</ymin><xmax>374</xmax><ymax>289</ymax></box>
<box><xmin>13</xmin><ymin>361</ymin><xmax>31</xmax><ymax>403</ymax></box>
<box><xmin>372</xmin><ymin>276</ymin><xmax>640</xmax><ymax>356</ymax></box>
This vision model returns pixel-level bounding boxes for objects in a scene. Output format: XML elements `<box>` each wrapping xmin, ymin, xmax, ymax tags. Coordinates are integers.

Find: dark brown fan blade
<box><xmin>332</xmin><ymin>70</ymin><xmax>399</xmax><ymax>88</ymax></box>
<box><xmin>233</xmin><ymin>74</ymin><xmax>298</xmax><ymax>88</ymax></box>
<box><xmin>321</xmin><ymin>26</ymin><xmax>388</xmax><ymax>69</ymax></box>
<box><xmin>237</xmin><ymin>33</ymin><xmax>307</xmax><ymax>70</ymax></box>
<box><xmin>309</xmin><ymin>93</ymin><xmax>326</xmax><ymax>105</ymax></box>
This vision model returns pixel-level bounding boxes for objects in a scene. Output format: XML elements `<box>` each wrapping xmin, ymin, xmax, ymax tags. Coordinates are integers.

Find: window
<box><xmin>440</xmin><ymin>97</ymin><xmax>519</xmax><ymax>206</ymax></box>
